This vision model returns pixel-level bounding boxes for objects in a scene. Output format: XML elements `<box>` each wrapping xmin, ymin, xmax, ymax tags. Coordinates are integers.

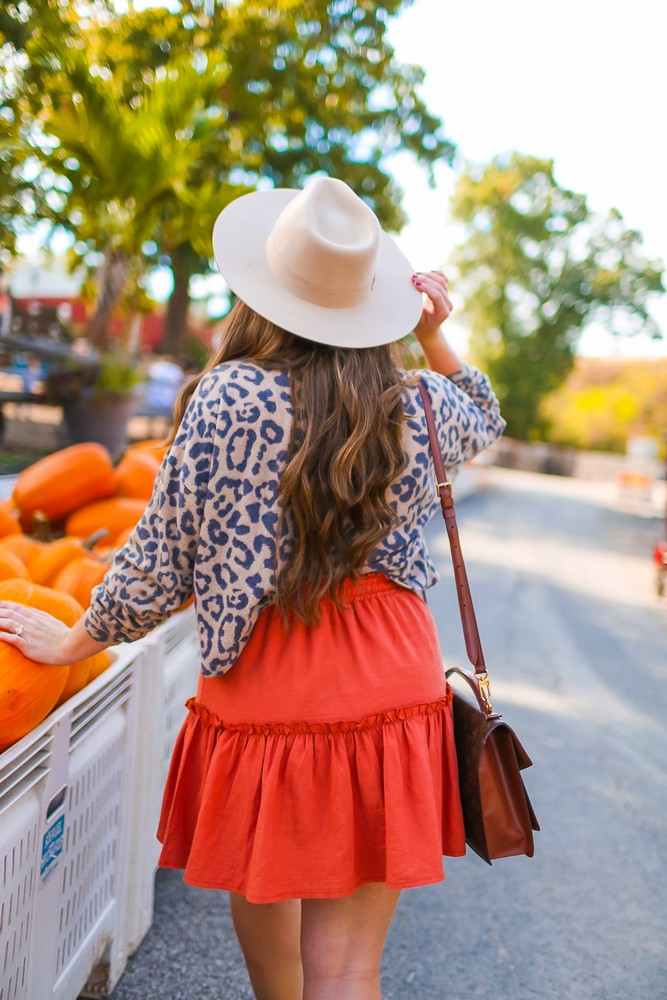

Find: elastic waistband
<box><xmin>184</xmin><ymin>688</ymin><xmax>452</xmax><ymax>736</ymax></box>
<box><xmin>317</xmin><ymin>573</ymin><xmax>406</xmax><ymax>607</ymax></box>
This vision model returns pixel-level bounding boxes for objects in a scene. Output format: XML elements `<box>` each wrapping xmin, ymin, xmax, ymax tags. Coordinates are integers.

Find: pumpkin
<box><xmin>113</xmin><ymin>450</ymin><xmax>160</xmax><ymax>500</ymax></box>
<box><xmin>0</xmin><ymin>645</ymin><xmax>69</xmax><ymax>751</ymax></box>
<box><xmin>0</xmin><ymin>512</ymin><xmax>53</xmax><ymax>579</ymax></box>
<box><xmin>30</xmin><ymin>529</ymin><xmax>109</xmax><ymax>587</ymax></box>
<box><xmin>0</xmin><ymin>580</ymin><xmax>92</xmax><ymax>729</ymax></box>
<box><xmin>128</xmin><ymin>438</ymin><xmax>169</xmax><ymax>463</ymax></box>
<box><xmin>54</xmin><ymin>658</ymin><xmax>91</xmax><ymax>707</ymax></box>
<box><xmin>54</xmin><ymin>655</ymin><xmax>94</xmax><ymax>708</ymax></box>
<box><xmin>86</xmin><ymin>650</ymin><xmax>112</xmax><ymax>683</ymax></box>
<box><xmin>13</xmin><ymin>442</ymin><xmax>115</xmax><ymax>531</ymax></box>
<box><xmin>0</xmin><ymin>578</ymin><xmax>83</xmax><ymax>626</ymax></box>
<box><xmin>0</xmin><ymin>550</ymin><xmax>31</xmax><ymax>583</ymax></box>
<box><xmin>53</xmin><ymin>555</ymin><xmax>110</xmax><ymax>609</ymax></box>
<box><xmin>0</xmin><ymin>533</ymin><xmax>44</xmax><ymax>564</ymax></box>
<box><xmin>112</xmin><ymin>525</ymin><xmax>134</xmax><ymax>549</ymax></box>
<box><xmin>65</xmin><ymin>497</ymin><xmax>146</xmax><ymax>541</ymax></box>
<box><xmin>0</xmin><ymin>534</ymin><xmax>47</xmax><ymax>572</ymax></box>
<box><xmin>0</xmin><ymin>501</ymin><xmax>21</xmax><ymax>539</ymax></box>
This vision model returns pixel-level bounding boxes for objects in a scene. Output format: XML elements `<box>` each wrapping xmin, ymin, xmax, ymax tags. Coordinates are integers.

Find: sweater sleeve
<box><xmin>83</xmin><ymin>371</ymin><xmax>221</xmax><ymax>645</ymax></box>
<box><xmin>418</xmin><ymin>362</ymin><xmax>506</xmax><ymax>480</ymax></box>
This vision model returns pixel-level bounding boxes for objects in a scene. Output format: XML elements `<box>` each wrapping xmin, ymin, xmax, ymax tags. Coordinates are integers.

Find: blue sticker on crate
<box><xmin>40</xmin><ymin>815</ymin><xmax>64</xmax><ymax>878</ymax></box>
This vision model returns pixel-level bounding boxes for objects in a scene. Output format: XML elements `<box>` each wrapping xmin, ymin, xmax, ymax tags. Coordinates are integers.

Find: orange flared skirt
<box><xmin>156</xmin><ymin>573</ymin><xmax>466</xmax><ymax>903</ymax></box>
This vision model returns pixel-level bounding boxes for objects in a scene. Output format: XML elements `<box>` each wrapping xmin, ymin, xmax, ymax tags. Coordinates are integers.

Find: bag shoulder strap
<box><xmin>417</xmin><ymin>379</ymin><xmax>491</xmax><ymax>701</ymax></box>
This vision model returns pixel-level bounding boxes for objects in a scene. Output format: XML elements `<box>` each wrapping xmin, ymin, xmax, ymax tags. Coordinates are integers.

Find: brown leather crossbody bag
<box><xmin>418</xmin><ymin>380</ymin><xmax>540</xmax><ymax>864</ymax></box>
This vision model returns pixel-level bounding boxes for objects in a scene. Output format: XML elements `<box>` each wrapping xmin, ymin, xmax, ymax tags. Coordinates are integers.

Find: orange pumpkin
<box><xmin>113</xmin><ymin>450</ymin><xmax>160</xmax><ymax>500</ymax></box>
<box><xmin>0</xmin><ymin>550</ymin><xmax>31</xmax><ymax>583</ymax></box>
<box><xmin>0</xmin><ymin>578</ymin><xmax>83</xmax><ymax>626</ymax></box>
<box><xmin>30</xmin><ymin>529</ymin><xmax>109</xmax><ymax>587</ymax></box>
<box><xmin>0</xmin><ymin>501</ymin><xmax>21</xmax><ymax>539</ymax></box>
<box><xmin>0</xmin><ymin>645</ymin><xmax>69</xmax><ymax>751</ymax></box>
<box><xmin>54</xmin><ymin>655</ymin><xmax>94</xmax><ymax>708</ymax></box>
<box><xmin>0</xmin><ymin>580</ymin><xmax>92</xmax><ymax>727</ymax></box>
<box><xmin>13</xmin><ymin>443</ymin><xmax>115</xmax><ymax>531</ymax></box>
<box><xmin>128</xmin><ymin>438</ymin><xmax>169</xmax><ymax>463</ymax></box>
<box><xmin>53</xmin><ymin>555</ymin><xmax>110</xmax><ymax>609</ymax></box>
<box><xmin>65</xmin><ymin>498</ymin><xmax>146</xmax><ymax>541</ymax></box>
<box><xmin>86</xmin><ymin>650</ymin><xmax>112</xmax><ymax>683</ymax></box>
<box><xmin>112</xmin><ymin>525</ymin><xmax>134</xmax><ymax>549</ymax></box>
<box><xmin>0</xmin><ymin>533</ymin><xmax>48</xmax><ymax>571</ymax></box>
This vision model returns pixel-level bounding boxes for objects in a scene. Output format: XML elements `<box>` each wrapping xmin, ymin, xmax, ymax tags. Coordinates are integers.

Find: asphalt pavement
<box><xmin>108</xmin><ymin>467</ymin><xmax>667</xmax><ymax>1000</ymax></box>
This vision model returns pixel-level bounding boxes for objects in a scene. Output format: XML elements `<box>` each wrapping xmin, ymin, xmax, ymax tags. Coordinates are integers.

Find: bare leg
<box><xmin>300</xmin><ymin>883</ymin><xmax>401</xmax><ymax>1000</ymax></box>
<box><xmin>228</xmin><ymin>892</ymin><xmax>303</xmax><ymax>1000</ymax></box>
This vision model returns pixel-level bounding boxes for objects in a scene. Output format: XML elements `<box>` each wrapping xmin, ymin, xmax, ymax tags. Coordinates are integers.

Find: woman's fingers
<box><xmin>415</xmin><ymin>270</ymin><xmax>449</xmax><ymax>292</ymax></box>
<box><xmin>0</xmin><ymin>607</ymin><xmax>42</xmax><ymax>636</ymax></box>
<box><xmin>0</xmin><ymin>603</ymin><xmax>51</xmax><ymax>623</ymax></box>
<box><xmin>0</xmin><ymin>600</ymin><xmax>31</xmax><ymax>615</ymax></box>
<box><xmin>0</xmin><ymin>606</ymin><xmax>71</xmax><ymax>664</ymax></box>
<box><xmin>422</xmin><ymin>278</ymin><xmax>453</xmax><ymax>315</ymax></box>
<box><xmin>0</xmin><ymin>618</ymin><xmax>27</xmax><ymax>649</ymax></box>
<box><xmin>413</xmin><ymin>274</ymin><xmax>453</xmax><ymax>322</ymax></box>
<box><xmin>0</xmin><ymin>612</ymin><xmax>27</xmax><ymax>631</ymax></box>
<box><xmin>0</xmin><ymin>633</ymin><xmax>23</xmax><ymax>647</ymax></box>
<box><xmin>423</xmin><ymin>273</ymin><xmax>452</xmax><ymax>307</ymax></box>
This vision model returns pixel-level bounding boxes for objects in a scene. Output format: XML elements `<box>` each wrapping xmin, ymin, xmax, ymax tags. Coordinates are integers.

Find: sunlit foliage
<box><xmin>451</xmin><ymin>154</ymin><xmax>664</xmax><ymax>440</ymax></box>
<box><xmin>1</xmin><ymin>0</ymin><xmax>454</xmax><ymax>352</ymax></box>
<box><xmin>541</xmin><ymin>357</ymin><xmax>667</xmax><ymax>456</ymax></box>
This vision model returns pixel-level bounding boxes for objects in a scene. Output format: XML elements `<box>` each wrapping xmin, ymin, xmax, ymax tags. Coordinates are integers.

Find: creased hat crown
<box><xmin>266</xmin><ymin>177</ymin><xmax>382</xmax><ymax>309</ymax></box>
<box><xmin>211</xmin><ymin>175</ymin><xmax>423</xmax><ymax>348</ymax></box>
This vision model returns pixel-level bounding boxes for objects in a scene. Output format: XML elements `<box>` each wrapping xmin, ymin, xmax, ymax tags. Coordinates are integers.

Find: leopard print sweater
<box><xmin>83</xmin><ymin>361</ymin><xmax>505</xmax><ymax>676</ymax></box>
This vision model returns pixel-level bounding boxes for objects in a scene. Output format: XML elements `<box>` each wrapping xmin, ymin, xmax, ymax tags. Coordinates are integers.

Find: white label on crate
<box><xmin>40</xmin><ymin>815</ymin><xmax>64</xmax><ymax>878</ymax></box>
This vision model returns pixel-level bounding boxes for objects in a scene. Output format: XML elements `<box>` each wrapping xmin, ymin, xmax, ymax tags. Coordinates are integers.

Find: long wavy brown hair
<box><xmin>168</xmin><ymin>299</ymin><xmax>415</xmax><ymax>625</ymax></box>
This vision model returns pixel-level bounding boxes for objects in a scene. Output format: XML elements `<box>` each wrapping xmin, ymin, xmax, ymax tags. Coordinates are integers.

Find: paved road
<box><xmin>109</xmin><ymin>468</ymin><xmax>667</xmax><ymax>1000</ymax></box>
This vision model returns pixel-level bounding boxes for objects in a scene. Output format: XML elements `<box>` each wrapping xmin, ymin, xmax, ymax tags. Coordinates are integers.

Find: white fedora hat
<box><xmin>212</xmin><ymin>176</ymin><xmax>423</xmax><ymax>349</ymax></box>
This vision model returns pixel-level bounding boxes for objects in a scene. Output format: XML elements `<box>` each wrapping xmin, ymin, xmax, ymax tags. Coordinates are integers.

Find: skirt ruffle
<box><xmin>156</xmin><ymin>689</ymin><xmax>466</xmax><ymax>903</ymax></box>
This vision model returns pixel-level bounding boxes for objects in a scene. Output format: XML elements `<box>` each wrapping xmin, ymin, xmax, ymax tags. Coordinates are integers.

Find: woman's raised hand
<box><xmin>411</xmin><ymin>270</ymin><xmax>453</xmax><ymax>344</ymax></box>
<box><xmin>0</xmin><ymin>601</ymin><xmax>72</xmax><ymax>665</ymax></box>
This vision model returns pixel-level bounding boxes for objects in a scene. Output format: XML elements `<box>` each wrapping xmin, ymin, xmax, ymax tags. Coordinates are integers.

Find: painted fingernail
<box><xmin>415</xmin><ymin>281</ymin><xmax>422</xmax><ymax>286</ymax></box>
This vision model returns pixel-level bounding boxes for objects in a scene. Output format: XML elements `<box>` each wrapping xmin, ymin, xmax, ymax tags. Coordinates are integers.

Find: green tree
<box><xmin>4</xmin><ymin>0</ymin><xmax>454</xmax><ymax>353</ymax></box>
<box><xmin>0</xmin><ymin>0</ymin><xmax>101</xmax><ymax>260</ymax></box>
<box><xmin>451</xmin><ymin>154</ymin><xmax>664</xmax><ymax>439</ymax></box>
<box><xmin>0</xmin><ymin>117</ymin><xmax>23</xmax><ymax>261</ymax></box>
<box><xmin>27</xmin><ymin>42</ymin><xmax>247</xmax><ymax>349</ymax></box>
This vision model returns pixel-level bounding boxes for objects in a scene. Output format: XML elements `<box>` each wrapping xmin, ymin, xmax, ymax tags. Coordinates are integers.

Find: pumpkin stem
<box><xmin>111</xmin><ymin>449</ymin><xmax>127</xmax><ymax>468</ymax></box>
<box><xmin>83</xmin><ymin>528</ymin><xmax>110</xmax><ymax>551</ymax></box>
<box><xmin>32</xmin><ymin>511</ymin><xmax>52</xmax><ymax>542</ymax></box>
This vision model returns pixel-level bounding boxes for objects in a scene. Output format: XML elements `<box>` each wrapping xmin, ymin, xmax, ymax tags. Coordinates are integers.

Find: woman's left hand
<box><xmin>412</xmin><ymin>270</ymin><xmax>453</xmax><ymax>343</ymax></box>
<box><xmin>0</xmin><ymin>601</ymin><xmax>72</xmax><ymax>665</ymax></box>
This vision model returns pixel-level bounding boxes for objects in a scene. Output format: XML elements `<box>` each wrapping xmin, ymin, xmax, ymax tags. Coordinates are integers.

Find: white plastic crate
<box><xmin>0</xmin><ymin>642</ymin><xmax>146</xmax><ymax>1000</ymax></box>
<box><xmin>0</xmin><ymin>731</ymin><xmax>50</xmax><ymax>1000</ymax></box>
<box><xmin>0</xmin><ymin>608</ymin><xmax>200</xmax><ymax>1000</ymax></box>
<box><xmin>122</xmin><ymin>606</ymin><xmax>200</xmax><ymax>955</ymax></box>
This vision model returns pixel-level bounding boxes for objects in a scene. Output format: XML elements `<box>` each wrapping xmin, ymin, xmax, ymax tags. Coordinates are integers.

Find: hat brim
<box><xmin>212</xmin><ymin>188</ymin><xmax>424</xmax><ymax>349</ymax></box>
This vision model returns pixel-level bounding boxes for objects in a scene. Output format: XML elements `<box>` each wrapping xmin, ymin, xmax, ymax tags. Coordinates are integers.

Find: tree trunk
<box><xmin>161</xmin><ymin>267</ymin><xmax>191</xmax><ymax>357</ymax></box>
<box><xmin>86</xmin><ymin>249</ymin><xmax>128</xmax><ymax>351</ymax></box>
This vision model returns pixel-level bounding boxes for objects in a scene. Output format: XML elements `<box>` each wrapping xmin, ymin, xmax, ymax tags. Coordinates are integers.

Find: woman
<box><xmin>0</xmin><ymin>177</ymin><xmax>505</xmax><ymax>1000</ymax></box>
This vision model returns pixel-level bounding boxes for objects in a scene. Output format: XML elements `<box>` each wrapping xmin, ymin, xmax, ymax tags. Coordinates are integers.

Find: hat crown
<box><xmin>266</xmin><ymin>176</ymin><xmax>381</xmax><ymax>309</ymax></box>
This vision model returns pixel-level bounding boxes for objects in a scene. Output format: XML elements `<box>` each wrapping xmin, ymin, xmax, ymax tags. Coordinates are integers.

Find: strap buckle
<box><xmin>477</xmin><ymin>671</ymin><xmax>493</xmax><ymax>713</ymax></box>
<box><xmin>436</xmin><ymin>481</ymin><xmax>452</xmax><ymax>496</ymax></box>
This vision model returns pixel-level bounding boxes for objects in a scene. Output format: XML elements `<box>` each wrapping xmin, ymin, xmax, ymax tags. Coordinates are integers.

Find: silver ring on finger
<box><xmin>15</xmin><ymin>624</ymin><xmax>24</xmax><ymax>636</ymax></box>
